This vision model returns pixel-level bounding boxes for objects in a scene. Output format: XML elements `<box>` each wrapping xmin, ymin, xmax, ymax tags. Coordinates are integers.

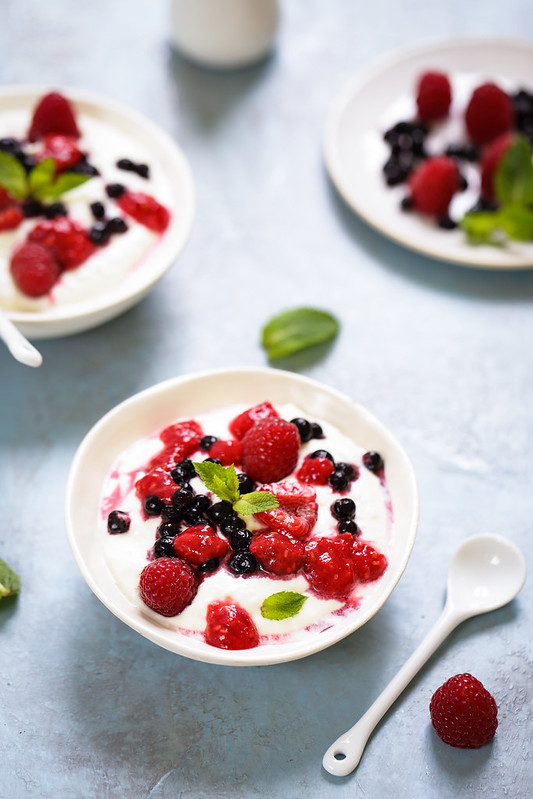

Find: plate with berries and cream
<box><xmin>323</xmin><ymin>37</ymin><xmax>533</xmax><ymax>268</ymax></box>
<box><xmin>0</xmin><ymin>85</ymin><xmax>195</xmax><ymax>338</ymax></box>
<box><xmin>65</xmin><ymin>367</ymin><xmax>419</xmax><ymax>666</ymax></box>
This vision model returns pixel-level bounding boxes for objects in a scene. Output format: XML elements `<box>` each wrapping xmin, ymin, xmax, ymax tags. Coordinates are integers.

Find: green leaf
<box><xmin>192</xmin><ymin>461</ymin><xmax>240</xmax><ymax>505</ymax></box>
<box><xmin>233</xmin><ymin>491</ymin><xmax>279</xmax><ymax>516</ymax></box>
<box><xmin>494</xmin><ymin>134</ymin><xmax>533</xmax><ymax>206</ymax></box>
<box><xmin>499</xmin><ymin>205</ymin><xmax>533</xmax><ymax>241</ymax></box>
<box><xmin>0</xmin><ymin>151</ymin><xmax>28</xmax><ymax>201</ymax></box>
<box><xmin>36</xmin><ymin>171</ymin><xmax>91</xmax><ymax>201</ymax></box>
<box><xmin>28</xmin><ymin>158</ymin><xmax>56</xmax><ymax>193</ymax></box>
<box><xmin>261</xmin><ymin>591</ymin><xmax>308</xmax><ymax>621</ymax></box>
<box><xmin>261</xmin><ymin>307</ymin><xmax>339</xmax><ymax>360</ymax></box>
<box><xmin>460</xmin><ymin>211</ymin><xmax>503</xmax><ymax>245</ymax></box>
<box><xmin>0</xmin><ymin>559</ymin><xmax>21</xmax><ymax>599</ymax></box>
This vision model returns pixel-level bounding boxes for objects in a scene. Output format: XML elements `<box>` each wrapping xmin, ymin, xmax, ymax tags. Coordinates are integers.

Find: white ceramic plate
<box><xmin>0</xmin><ymin>86</ymin><xmax>195</xmax><ymax>338</ymax></box>
<box><xmin>323</xmin><ymin>38</ymin><xmax>533</xmax><ymax>269</ymax></box>
<box><xmin>65</xmin><ymin>367</ymin><xmax>419</xmax><ymax>666</ymax></box>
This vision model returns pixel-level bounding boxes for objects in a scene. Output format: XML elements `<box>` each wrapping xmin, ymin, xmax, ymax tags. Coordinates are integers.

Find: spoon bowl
<box><xmin>0</xmin><ymin>307</ymin><xmax>42</xmax><ymax>367</ymax></box>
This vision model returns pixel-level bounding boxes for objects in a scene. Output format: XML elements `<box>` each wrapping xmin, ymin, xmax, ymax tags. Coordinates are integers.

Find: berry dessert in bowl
<box><xmin>0</xmin><ymin>86</ymin><xmax>194</xmax><ymax>338</ymax></box>
<box><xmin>65</xmin><ymin>367</ymin><xmax>419</xmax><ymax>666</ymax></box>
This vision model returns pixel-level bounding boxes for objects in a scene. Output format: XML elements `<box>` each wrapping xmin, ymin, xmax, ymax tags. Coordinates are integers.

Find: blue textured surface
<box><xmin>0</xmin><ymin>2</ymin><xmax>532</xmax><ymax>797</ymax></box>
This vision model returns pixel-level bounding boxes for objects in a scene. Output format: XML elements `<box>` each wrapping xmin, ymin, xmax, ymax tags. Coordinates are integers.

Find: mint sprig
<box><xmin>261</xmin><ymin>307</ymin><xmax>339</xmax><ymax>360</ymax></box>
<box><xmin>0</xmin><ymin>559</ymin><xmax>21</xmax><ymax>599</ymax></box>
<box><xmin>0</xmin><ymin>150</ymin><xmax>91</xmax><ymax>204</ymax></box>
<box><xmin>261</xmin><ymin>591</ymin><xmax>308</xmax><ymax>620</ymax></box>
<box><xmin>192</xmin><ymin>461</ymin><xmax>279</xmax><ymax>516</ymax></box>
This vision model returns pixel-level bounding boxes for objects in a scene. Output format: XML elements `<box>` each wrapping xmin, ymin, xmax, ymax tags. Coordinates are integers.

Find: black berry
<box><xmin>106</xmin><ymin>217</ymin><xmax>128</xmax><ymax>234</ymax></box>
<box><xmin>90</xmin><ymin>201</ymin><xmax>106</xmax><ymax>219</ymax></box>
<box><xmin>198</xmin><ymin>558</ymin><xmax>220</xmax><ymax>573</ymax></box>
<box><xmin>362</xmin><ymin>451</ymin><xmax>384</xmax><ymax>474</ymax></box>
<box><xmin>310</xmin><ymin>422</ymin><xmax>325</xmax><ymax>439</ymax></box>
<box><xmin>337</xmin><ymin>519</ymin><xmax>359</xmax><ymax>536</ymax></box>
<box><xmin>228</xmin><ymin>551</ymin><xmax>257</xmax><ymax>574</ymax></box>
<box><xmin>157</xmin><ymin>521</ymin><xmax>181</xmax><ymax>538</ymax></box>
<box><xmin>237</xmin><ymin>473</ymin><xmax>255</xmax><ymax>494</ymax></box>
<box><xmin>335</xmin><ymin>462</ymin><xmax>357</xmax><ymax>480</ymax></box>
<box><xmin>89</xmin><ymin>221</ymin><xmax>111</xmax><ymax>246</ymax></box>
<box><xmin>116</xmin><ymin>158</ymin><xmax>135</xmax><ymax>172</ymax></box>
<box><xmin>44</xmin><ymin>202</ymin><xmax>67</xmax><ymax>219</ymax></box>
<box><xmin>144</xmin><ymin>494</ymin><xmax>164</xmax><ymax>516</ymax></box>
<box><xmin>154</xmin><ymin>536</ymin><xmax>176</xmax><ymax>558</ymax></box>
<box><xmin>309</xmin><ymin>449</ymin><xmax>334</xmax><ymax>463</ymax></box>
<box><xmin>229</xmin><ymin>528</ymin><xmax>252</xmax><ymax>551</ymax></box>
<box><xmin>331</xmin><ymin>498</ymin><xmax>356</xmax><ymax>520</ymax></box>
<box><xmin>328</xmin><ymin>471</ymin><xmax>350</xmax><ymax>492</ymax></box>
<box><xmin>136</xmin><ymin>163</ymin><xmax>150</xmax><ymax>179</ymax></box>
<box><xmin>22</xmin><ymin>199</ymin><xmax>44</xmax><ymax>218</ymax></box>
<box><xmin>106</xmin><ymin>183</ymin><xmax>125</xmax><ymax>199</ymax></box>
<box><xmin>200</xmin><ymin>435</ymin><xmax>217</xmax><ymax>451</ymax></box>
<box><xmin>290</xmin><ymin>417</ymin><xmax>312</xmax><ymax>443</ymax></box>
<box><xmin>207</xmin><ymin>500</ymin><xmax>234</xmax><ymax>524</ymax></box>
<box><xmin>161</xmin><ymin>503</ymin><xmax>183</xmax><ymax>522</ymax></box>
<box><xmin>220</xmin><ymin>516</ymin><xmax>246</xmax><ymax>536</ymax></box>
<box><xmin>107</xmin><ymin>510</ymin><xmax>131</xmax><ymax>534</ymax></box>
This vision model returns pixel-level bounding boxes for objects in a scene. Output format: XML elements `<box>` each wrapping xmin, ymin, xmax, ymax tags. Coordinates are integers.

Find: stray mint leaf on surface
<box><xmin>233</xmin><ymin>491</ymin><xmax>279</xmax><ymax>516</ymax></box>
<box><xmin>261</xmin><ymin>307</ymin><xmax>339</xmax><ymax>360</ymax></box>
<box><xmin>0</xmin><ymin>559</ymin><xmax>21</xmax><ymax>599</ymax></box>
<box><xmin>261</xmin><ymin>591</ymin><xmax>308</xmax><ymax>620</ymax></box>
<box><xmin>0</xmin><ymin>151</ymin><xmax>28</xmax><ymax>201</ymax></box>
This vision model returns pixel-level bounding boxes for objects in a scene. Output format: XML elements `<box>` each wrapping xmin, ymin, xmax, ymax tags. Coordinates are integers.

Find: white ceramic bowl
<box><xmin>0</xmin><ymin>86</ymin><xmax>195</xmax><ymax>339</ymax></box>
<box><xmin>65</xmin><ymin>367</ymin><xmax>419</xmax><ymax>666</ymax></box>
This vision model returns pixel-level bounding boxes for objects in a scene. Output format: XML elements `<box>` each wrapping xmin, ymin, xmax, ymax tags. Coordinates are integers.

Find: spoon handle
<box><xmin>0</xmin><ymin>311</ymin><xmax>42</xmax><ymax>367</ymax></box>
<box><xmin>322</xmin><ymin>605</ymin><xmax>460</xmax><ymax>777</ymax></box>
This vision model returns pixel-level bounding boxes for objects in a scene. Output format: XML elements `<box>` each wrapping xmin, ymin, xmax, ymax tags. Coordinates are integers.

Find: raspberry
<box><xmin>0</xmin><ymin>206</ymin><xmax>24</xmax><ymax>232</ymax></box>
<box><xmin>172</xmin><ymin>525</ymin><xmax>229</xmax><ymax>566</ymax></box>
<box><xmin>208</xmin><ymin>439</ymin><xmax>242</xmax><ymax>466</ymax></box>
<box><xmin>250</xmin><ymin>531</ymin><xmax>305</xmax><ymax>575</ymax></box>
<box><xmin>118</xmin><ymin>191</ymin><xmax>170</xmax><ymax>233</ymax></box>
<box><xmin>256</xmin><ymin>482</ymin><xmax>318</xmax><ymax>540</ymax></box>
<box><xmin>205</xmin><ymin>600</ymin><xmax>259</xmax><ymax>650</ymax></box>
<box><xmin>28</xmin><ymin>91</ymin><xmax>80</xmax><ymax>142</ymax></box>
<box><xmin>139</xmin><ymin>557</ymin><xmax>198</xmax><ymax>616</ymax></box>
<box><xmin>430</xmin><ymin>673</ymin><xmax>498</xmax><ymax>748</ymax></box>
<box><xmin>465</xmin><ymin>82</ymin><xmax>514</xmax><ymax>146</ymax></box>
<box><xmin>241</xmin><ymin>418</ymin><xmax>301</xmax><ymax>483</ymax></box>
<box><xmin>0</xmin><ymin>187</ymin><xmax>13</xmax><ymax>210</ymax></box>
<box><xmin>149</xmin><ymin>420</ymin><xmax>203</xmax><ymax>470</ymax></box>
<box><xmin>352</xmin><ymin>540</ymin><xmax>388</xmax><ymax>581</ymax></box>
<box><xmin>135</xmin><ymin>467</ymin><xmax>177</xmax><ymax>505</ymax></box>
<box><xmin>38</xmin><ymin>133</ymin><xmax>83</xmax><ymax>171</ymax></box>
<box><xmin>416</xmin><ymin>71</ymin><xmax>452</xmax><ymax>122</ymax></box>
<box><xmin>408</xmin><ymin>156</ymin><xmax>460</xmax><ymax>217</ymax></box>
<box><xmin>304</xmin><ymin>535</ymin><xmax>357</xmax><ymax>598</ymax></box>
<box><xmin>9</xmin><ymin>243</ymin><xmax>60</xmax><ymax>297</ymax></box>
<box><xmin>28</xmin><ymin>218</ymin><xmax>95</xmax><ymax>270</ymax></box>
<box><xmin>296</xmin><ymin>455</ymin><xmax>334</xmax><ymax>485</ymax></box>
<box><xmin>229</xmin><ymin>401</ymin><xmax>279</xmax><ymax>440</ymax></box>
<box><xmin>480</xmin><ymin>132</ymin><xmax>514</xmax><ymax>200</ymax></box>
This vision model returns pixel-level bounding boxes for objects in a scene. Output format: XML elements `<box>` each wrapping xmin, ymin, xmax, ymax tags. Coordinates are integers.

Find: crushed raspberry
<box><xmin>304</xmin><ymin>536</ymin><xmax>357</xmax><ymax>598</ymax></box>
<box><xmin>28</xmin><ymin>217</ymin><xmax>95</xmax><ymax>270</ymax></box>
<box><xmin>430</xmin><ymin>673</ymin><xmax>498</xmax><ymax>748</ymax></box>
<box><xmin>28</xmin><ymin>91</ymin><xmax>80</xmax><ymax>142</ymax></box>
<box><xmin>229</xmin><ymin>401</ymin><xmax>279</xmax><ymax>440</ymax></box>
<box><xmin>480</xmin><ymin>132</ymin><xmax>514</xmax><ymax>200</ymax></box>
<box><xmin>205</xmin><ymin>600</ymin><xmax>259</xmax><ymax>650</ymax></box>
<box><xmin>139</xmin><ymin>557</ymin><xmax>198</xmax><ymax>617</ymax></box>
<box><xmin>148</xmin><ymin>420</ymin><xmax>203</xmax><ymax>470</ymax></box>
<box><xmin>0</xmin><ymin>187</ymin><xmax>15</xmax><ymax>211</ymax></box>
<box><xmin>250</xmin><ymin>531</ymin><xmax>305</xmax><ymax>576</ymax></box>
<box><xmin>172</xmin><ymin>525</ymin><xmax>229</xmax><ymax>566</ymax></box>
<box><xmin>118</xmin><ymin>191</ymin><xmax>170</xmax><ymax>233</ymax></box>
<box><xmin>352</xmin><ymin>540</ymin><xmax>388</xmax><ymax>581</ymax></box>
<box><xmin>135</xmin><ymin>467</ymin><xmax>177</xmax><ymax>505</ymax></box>
<box><xmin>297</xmin><ymin>455</ymin><xmax>334</xmax><ymax>485</ymax></box>
<box><xmin>241</xmin><ymin>418</ymin><xmax>301</xmax><ymax>483</ymax></box>
<box><xmin>416</xmin><ymin>71</ymin><xmax>452</xmax><ymax>122</ymax></box>
<box><xmin>208</xmin><ymin>439</ymin><xmax>242</xmax><ymax>466</ymax></box>
<box><xmin>256</xmin><ymin>482</ymin><xmax>318</xmax><ymax>540</ymax></box>
<box><xmin>465</xmin><ymin>82</ymin><xmax>514</xmax><ymax>145</ymax></box>
<box><xmin>0</xmin><ymin>206</ymin><xmax>24</xmax><ymax>232</ymax></box>
<box><xmin>408</xmin><ymin>156</ymin><xmax>460</xmax><ymax>217</ymax></box>
<box><xmin>38</xmin><ymin>133</ymin><xmax>83</xmax><ymax>171</ymax></box>
<box><xmin>9</xmin><ymin>243</ymin><xmax>60</xmax><ymax>297</ymax></box>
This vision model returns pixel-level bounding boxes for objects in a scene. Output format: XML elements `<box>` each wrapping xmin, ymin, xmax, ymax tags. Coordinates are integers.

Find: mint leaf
<box><xmin>495</xmin><ymin>134</ymin><xmax>533</xmax><ymax>206</ymax></box>
<box><xmin>261</xmin><ymin>307</ymin><xmax>339</xmax><ymax>360</ymax></box>
<box><xmin>36</xmin><ymin>171</ymin><xmax>91</xmax><ymax>201</ymax></box>
<box><xmin>499</xmin><ymin>205</ymin><xmax>533</xmax><ymax>241</ymax></box>
<box><xmin>460</xmin><ymin>211</ymin><xmax>503</xmax><ymax>245</ymax></box>
<box><xmin>0</xmin><ymin>559</ymin><xmax>21</xmax><ymax>599</ymax></box>
<box><xmin>261</xmin><ymin>591</ymin><xmax>308</xmax><ymax>620</ymax></box>
<box><xmin>28</xmin><ymin>158</ymin><xmax>56</xmax><ymax>194</ymax></box>
<box><xmin>233</xmin><ymin>491</ymin><xmax>279</xmax><ymax>516</ymax></box>
<box><xmin>0</xmin><ymin>151</ymin><xmax>28</xmax><ymax>201</ymax></box>
<box><xmin>192</xmin><ymin>461</ymin><xmax>240</xmax><ymax>504</ymax></box>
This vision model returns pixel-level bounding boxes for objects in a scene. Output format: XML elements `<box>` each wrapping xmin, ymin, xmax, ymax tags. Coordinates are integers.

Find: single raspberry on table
<box><xmin>229</xmin><ymin>401</ymin><xmax>279</xmax><ymax>440</ymax></box>
<box><xmin>118</xmin><ymin>191</ymin><xmax>170</xmax><ymax>233</ymax></box>
<box><xmin>480</xmin><ymin>132</ymin><xmax>514</xmax><ymax>200</ymax></box>
<box><xmin>250</xmin><ymin>531</ymin><xmax>305</xmax><ymax>576</ymax></box>
<box><xmin>208</xmin><ymin>438</ymin><xmax>242</xmax><ymax>466</ymax></box>
<box><xmin>38</xmin><ymin>133</ymin><xmax>83</xmax><ymax>171</ymax></box>
<box><xmin>465</xmin><ymin>82</ymin><xmax>514</xmax><ymax>146</ymax></box>
<box><xmin>0</xmin><ymin>206</ymin><xmax>24</xmax><ymax>232</ymax></box>
<box><xmin>408</xmin><ymin>156</ymin><xmax>460</xmax><ymax>217</ymax></box>
<box><xmin>28</xmin><ymin>91</ymin><xmax>80</xmax><ymax>142</ymax></box>
<box><xmin>139</xmin><ymin>556</ymin><xmax>198</xmax><ymax>616</ymax></box>
<box><xmin>241</xmin><ymin>418</ymin><xmax>301</xmax><ymax>483</ymax></box>
<box><xmin>304</xmin><ymin>535</ymin><xmax>357</xmax><ymax>598</ymax></box>
<box><xmin>296</xmin><ymin>455</ymin><xmax>334</xmax><ymax>485</ymax></box>
<box><xmin>416</xmin><ymin>71</ymin><xmax>452</xmax><ymax>122</ymax></box>
<box><xmin>172</xmin><ymin>525</ymin><xmax>229</xmax><ymax>566</ymax></box>
<box><xmin>10</xmin><ymin>243</ymin><xmax>60</xmax><ymax>297</ymax></box>
<box><xmin>256</xmin><ymin>482</ymin><xmax>318</xmax><ymax>540</ymax></box>
<box><xmin>430</xmin><ymin>673</ymin><xmax>498</xmax><ymax>748</ymax></box>
<box><xmin>28</xmin><ymin>217</ymin><xmax>95</xmax><ymax>270</ymax></box>
<box><xmin>205</xmin><ymin>600</ymin><xmax>259</xmax><ymax>650</ymax></box>
<box><xmin>352</xmin><ymin>540</ymin><xmax>388</xmax><ymax>581</ymax></box>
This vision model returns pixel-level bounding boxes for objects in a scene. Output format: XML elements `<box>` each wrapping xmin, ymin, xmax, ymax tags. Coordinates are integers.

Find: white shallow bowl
<box><xmin>1</xmin><ymin>85</ymin><xmax>195</xmax><ymax>338</ymax></box>
<box><xmin>65</xmin><ymin>367</ymin><xmax>419</xmax><ymax>666</ymax></box>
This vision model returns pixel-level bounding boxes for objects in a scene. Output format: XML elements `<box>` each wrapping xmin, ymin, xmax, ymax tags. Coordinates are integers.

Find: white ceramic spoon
<box><xmin>323</xmin><ymin>534</ymin><xmax>527</xmax><ymax>777</ymax></box>
<box><xmin>0</xmin><ymin>307</ymin><xmax>42</xmax><ymax>367</ymax></box>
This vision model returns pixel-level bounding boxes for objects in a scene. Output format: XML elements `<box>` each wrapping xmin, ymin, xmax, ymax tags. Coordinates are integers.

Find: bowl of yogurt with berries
<box><xmin>66</xmin><ymin>367</ymin><xmax>419</xmax><ymax>666</ymax></box>
<box><xmin>0</xmin><ymin>85</ymin><xmax>195</xmax><ymax>338</ymax></box>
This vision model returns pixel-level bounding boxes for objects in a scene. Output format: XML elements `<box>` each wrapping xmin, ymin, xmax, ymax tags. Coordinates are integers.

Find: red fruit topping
<box><xmin>149</xmin><ymin>420</ymin><xmax>203</xmax><ymax>470</ymax></box>
<box><xmin>480</xmin><ymin>132</ymin><xmax>514</xmax><ymax>200</ymax></box>
<box><xmin>0</xmin><ymin>187</ymin><xmax>14</xmax><ymax>210</ymax></box>
<box><xmin>205</xmin><ymin>600</ymin><xmax>259</xmax><ymax>650</ymax></box>
<box><xmin>250</xmin><ymin>531</ymin><xmax>305</xmax><ymax>576</ymax></box>
<box><xmin>209</xmin><ymin>439</ymin><xmax>242</xmax><ymax>466</ymax></box>
<box><xmin>304</xmin><ymin>536</ymin><xmax>357</xmax><ymax>598</ymax></box>
<box><xmin>118</xmin><ymin>191</ymin><xmax>170</xmax><ymax>233</ymax></box>
<box><xmin>416</xmin><ymin>71</ymin><xmax>452</xmax><ymax>122</ymax></box>
<box><xmin>38</xmin><ymin>133</ymin><xmax>83</xmax><ymax>171</ymax></box>
<box><xmin>135</xmin><ymin>467</ymin><xmax>177</xmax><ymax>504</ymax></box>
<box><xmin>241</xmin><ymin>418</ymin><xmax>301</xmax><ymax>483</ymax></box>
<box><xmin>352</xmin><ymin>540</ymin><xmax>388</xmax><ymax>582</ymax></box>
<box><xmin>9</xmin><ymin>243</ymin><xmax>60</xmax><ymax>297</ymax></box>
<box><xmin>0</xmin><ymin>205</ymin><xmax>24</xmax><ymax>232</ymax></box>
<box><xmin>139</xmin><ymin>557</ymin><xmax>198</xmax><ymax>617</ymax></box>
<box><xmin>465</xmin><ymin>82</ymin><xmax>514</xmax><ymax>146</ymax></box>
<box><xmin>408</xmin><ymin>156</ymin><xmax>460</xmax><ymax>217</ymax></box>
<box><xmin>256</xmin><ymin>482</ymin><xmax>318</xmax><ymax>540</ymax></box>
<box><xmin>430</xmin><ymin>673</ymin><xmax>498</xmax><ymax>748</ymax></box>
<box><xmin>296</xmin><ymin>455</ymin><xmax>334</xmax><ymax>485</ymax></box>
<box><xmin>28</xmin><ymin>91</ymin><xmax>80</xmax><ymax>142</ymax></box>
<box><xmin>28</xmin><ymin>218</ymin><xmax>95</xmax><ymax>270</ymax></box>
<box><xmin>172</xmin><ymin>525</ymin><xmax>229</xmax><ymax>566</ymax></box>
<box><xmin>229</xmin><ymin>401</ymin><xmax>280</xmax><ymax>440</ymax></box>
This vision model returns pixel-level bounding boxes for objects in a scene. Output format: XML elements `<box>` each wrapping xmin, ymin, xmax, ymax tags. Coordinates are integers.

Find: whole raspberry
<box><xmin>465</xmin><ymin>82</ymin><xmax>514</xmax><ymax>145</ymax></box>
<box><xmin>416</xmin><ymin>71</ymin><xmax>452</xmax><ymax>122</ymax></box>
<box><xmin>10</xmin><ymin>243</ymin><xmax>60</xmax><ymax>297</ymax></box>
<box><xmin>139</xmin><ymin>557</ymin><xmax>198</xmax><ymax>616</ymax></box>
<box><xmin>118</xmin><ymin>191</ymin><xmax>170</xmax><ymax>233</ymax></box>
<box><xmin>304</xmin><ymin>535</ymin><xmax>357</xmax><ymax>598</ymax></box>
<box><xmin>135</xmin><ymin>466</ymin><xmax>177</xmax><ymax>505</ymax></box>
<box><xmin>205</xmin><ymin>600</ymin><xmax>259</xmax><ymax>650</ymax></box>
<box><xmin>480</xmin><ymin>132</ymin><xmax>514</xmax><ymax>200</ymax></box>
<box><xmin>250</xmin><ymin>531</ymin><xmax>305</xmax><ymax>575</ymax></box>
<box><xmin>241</xmin><ymin>418</ymin><xmax>300</xmax><ymax>483</ymax></box>
<box><xmin>229</xmin><ymin>401</ymin><xmax>279</xmax><ymax>440</ymax></box>
<box><xmin>352</xmin><ymin>540</ymin><xmax>388</xmax><ymax>581</ymax></box>
<box><xmin>172</xmin><ymin>525</ymin><xmax>229</xmax><ymax>566</ymax></box>
<box><xmin>28</xmin><ymin>218</ymin><xmax>95</xmax><ymax>270</ymax></box>
<box><xmin>39</xmin><ymin>133</ymin><xmax>83</xmax><ymax>171</ymax></box>
<box><xmin>0</xmin><ymin>206</ymin><xmax>24</xmax><ymax>232</ymax></box>
<box><xmin>208</xmin><ymin>439</ymin><xmax>242</xmax><ymax>466</ymax></box>
<box><xmin>408</xmin><ymin>156</ymin><xmax>460</xmax><ymax>217</ymax></box>
<box><xmin>256</xmin><ymin>482</ymin><xmax>318</xmax><ymax>540</ymax></box>
<box><xmin>296</xmin><ymin>455</ymin><xmax>334</xmax><ymax>485</ymax></box>
<box><xmin>430</xmin><ymin>673</ymin><xmax>498</xmax><ymax>748</ymax></box>
<box><xmin>28</xmin><ymin>91</ymin><xmax>80</xmax><ymax>142</ymax></box>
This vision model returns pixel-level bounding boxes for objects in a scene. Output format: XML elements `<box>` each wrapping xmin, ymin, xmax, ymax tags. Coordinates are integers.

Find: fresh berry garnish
<box><xmin>352</xmin><ymin>540</ymin><xmax>387</xmax><ymax>581</ymax></box>
<box><xmin>0</xmin><ymin>205</ymin><xmax>24</xmax><ymax>232</ymax></box>
<box><xmin>149</xmin><ymin>422</ymin><xmax>203</xmax><ymax>471</ymax></box>
<box><xmin>198</xmin><ymin>558</ymin><xmax>220</xmax><ymax>573</ymax></box>
<box><xmin>465</xmin><ymin>83</ymin><xmax>514</xmax><ymax>146</ymax></box>
<box><xmin>144</xmin><ymin>494</ymin><xmax>165</xmax><ymax>517</ymax></box>
<box><xmin>228</xmin><ymin>527</ymin><xmax>252</xmax><ymax>551</ymax></box>
<box><xmin>172</xmin><ymin>525</ymin><xmax>229</xmax><ymax>566</ymax></box>
<box><xmin>38</xmin><ymin>133</ymin><xmax>82</xmax><ymax>171</ymax></box>
<box><xmin>241</xmin><ymin>418</ymin><xmax>300</xmax><ymax>483</ymax></box>
<box><xmin>250</xmin><ymin>531</ymin><xmax>305</xmax><ymax>576</ymax></box>
<box><xmin>237</xmin><ymin>472</ymin><xmax>255</xmax><ymax>494</ymax></box>
<box><xmin>290</xmin><ymin>417</ymin><xmax>313</xmax><ymax>442</ymax></box>
<box><xmin>89</xmin><ymin>222</ymin><xmax>111</xmax><ymax>246</ymax></box>
<box><xmin>480</xmin><ymin>132</ymin><xmax>514</xmax><ymax>200</ymax></box>
<box><xmin>309</xmin><ymin>449</ymin><xmax>334</xmax><ymax>462</ymax></box>
<box><xmin>331</xmin><ymin>498</ymin><xmax>356</xmax><ymax>520</ymax></box>
<box><xmin>28</xmin><ymin>91</ymin><xmax>80</xmax><ymax>142</ymax></box>
<box><xmin>362</xmin><ymin>451</ymin><xmax>384</xmax><ymax>474</ymax></box>
<box><xmin>304</xmin><ymin>536</ymin><xmax>357</xmax><ymax>598</ymax></box>
<box><xmin>107</xmin><ymin>510</ymin><xmax>131</xmax><ymax>534</ymax></box>
<box><xmin>205</xmin><ymin>600</ymin><xmax>259</xmax><ymax>650</ymax></box>
<box><xmin>199</xmin><ymin>435</ymin><xmax>217</xmax><ymax>451</ymax></box>
<box><xmin>106</xmin><ymin>183</ymin><xmax>126</xmax><ymax>199</ymax></box>
<box><xmin>157</xmin><ymin>520</ymin><xmax>181</xmax><ymax>539</ymax></box>
<box><xmin>44</xmin><ymin>202</ymin><xmax>68</xmax><ymax>219</ymax></box>
<box><xmin>206</xmin><ymin>500</ymin><xmax>234</xmax><ymax>525</ymax></box>
<box><xmin>337</xmin><ymin>519</ymin><xmax>359</xmax><ymax>536</ymax></box>
<box><xmin>28</xmin><ymin>217</ymin><xmax>95</xmax><ymax>270</ymax></box>
<box><xmin>139</xmin><ymin>557</ymin><xmax>198</xmax><ymax>617</ymax></box>
<box><xmin>228</xmin><ymin>550</ymin><xmax>258</xmax><ymax>574</ymax></box>
<box><xmin>135</xmin><ymin>467</ymin><xmax>177</xmax><ymax>505</ymax></box>
<box><xmin>90</xmin><ymin>201</ymin><xmax>106</xmax><ymax>219</ymax></box>
<box><xmin>9</xmin><ymin>242</ymin><xmax>60</xmax><ymax>297</ymax></box>
<box><xmin>256</xmin><ymin>482</ymin><xmax>318</xmax><ymax>540</ymax></box>
<box><xmin>208</xmin><ymin>439</ymin><xmax>242</xmax><ymax>466</ymax></box>
<box><xmin>153</xmin><ymin>536</ymin><xmax>177</xmax><ymax>558</ymax></box>
<box><xmin>220</xmin><ymin>515</ymin><xmax>246</xmax><ymax>537</ymax></box>
<box><xmin>171</xmin><ymin>487</ymin><xmax>194</xmax><ymax>511</ymax></box>
<box><xmin>416</xmin><ymin>71</ymin><xmax>452</xmax><ymax>122</ymax></box>
<box><xmin>296</xmin><ymin>455</ymin><xmax>334</xmax><ymax>485</ymax></box>
<box><xmin>229</xmin><ymin>401</ymin><xmax>280</xmax><ymax>440</ymax></box>
<box><xmin>429</xmin><ymin>673</ymin><xmax>498</xmax><ymax>748</ymax></box>
<box><xmin>407</xmin><ymin>156</ymin><xmax>460</xmax><ymax>217</ymax></box>
<box><xmin>118</xmin><ymin>191</ymin><xmax>170</xmax><ymax>233</ymax></box>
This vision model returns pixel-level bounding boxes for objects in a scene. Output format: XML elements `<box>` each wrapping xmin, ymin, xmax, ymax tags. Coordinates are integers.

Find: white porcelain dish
<box><xmin>323</xmin><ymin>38</ymin><xmax>533</xmax><ymax>269</ymax></box>
<box><xmin>0</xmin><ymin>85</ymin><xmax>195</xmax><ymax>338</ymax></box>
<box><xmin>65</xmin><ymin>367</ymin><xmax>419</xmax><ymax>666</ymax></box>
